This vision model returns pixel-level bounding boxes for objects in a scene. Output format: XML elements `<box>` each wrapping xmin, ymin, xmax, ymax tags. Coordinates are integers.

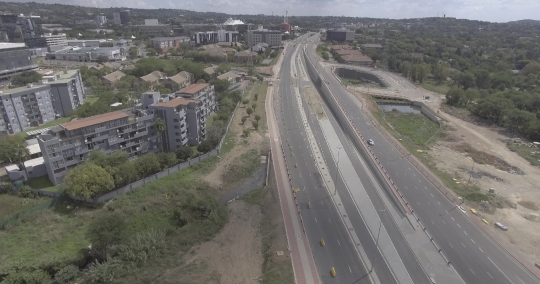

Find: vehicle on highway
<box><xmin>482</xmin><ymin>218</ymin><xmax>489</xmax><ymax>224</ymax></box>
<box><xmin>470</xmin><ymin>208</ymin><xmax>478</xmax><ymax>215</ymax></box>
<box><xmin>495</xmin><ymin>222</ymin><xmax>508</xmax><ymax>231</ymax></box>
<box><xmin>368</xmin><ymin>139</ymin><xmax>374</xmax><ymax>146</ymax></box>
<box><xmin>458</xmin><ymin>206</ymin><xmax>466</xmax><ymax>213</ymax></box>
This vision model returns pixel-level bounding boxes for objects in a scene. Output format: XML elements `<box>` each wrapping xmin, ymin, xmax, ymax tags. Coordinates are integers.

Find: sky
<box><xmin>9</xmin><ymin>0</ymin><xmax>540</xmax><ymax>22</ymax></box>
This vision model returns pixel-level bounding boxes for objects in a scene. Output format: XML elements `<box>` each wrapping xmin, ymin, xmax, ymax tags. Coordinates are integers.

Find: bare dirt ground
<box><xmin>303</xmin><ymin>86</ymin><xmax>327</xmax><ymax>120</ymax></box>
<box><xmin>415</xmin><ymin>97</ymin><xmax>540</xmax><ymax>265</ymax></box>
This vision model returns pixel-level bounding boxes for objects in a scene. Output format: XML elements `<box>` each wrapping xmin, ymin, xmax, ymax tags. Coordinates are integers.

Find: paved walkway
<box><xmin>266</xmin><ymin>84</ymin><xmax>321</xmax><ymax>284</ymax></box>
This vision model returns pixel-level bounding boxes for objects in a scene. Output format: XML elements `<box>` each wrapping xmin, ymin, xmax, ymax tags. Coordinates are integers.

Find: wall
<box><xmin>335</xmin><ymin>67</ymin><xmax>388</xmax><ymax>87</ymax></box>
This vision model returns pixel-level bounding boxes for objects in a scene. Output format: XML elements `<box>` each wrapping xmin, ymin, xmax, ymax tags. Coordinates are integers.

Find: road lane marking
<box><xmin>470</xmin><ymin>268</ymin><xmax>476</xmax><ymax>275</ymax></box>
<box><xmin>431</xmin><ymin>193</ymin><xmax>434</xmax><ymax>197</ymax></box>
<box><xmin>461</xmin><ymin>242</ymin><xmax>465</xmax><ymax>247</ymax></box>
<box><xmin>349</xmin><ymin>266</ymin><xmax>352</xmax><ymax>273</ymax></box>
<box><xmin>328</xmin><ymin>218</ymin><xmax>331</xmax><ymax>223</ymax></box>
<box><xmin>451</xmin><ymin>217</ymin><xmax>455</xmax><ymax>221</ymax></box>
<box><xmin>427</xmin><ymin>202</ymin><xmax>431</xmax><ymax>206</ymax></box>
<box><xmin>457</xmin><ymin>223</ymin><xmax>461</xmax><ymax>228</ymax></box>
<box><xmin>487</xmin><ymin>256</ymin><xmax>515</xmax><ymax>284</ymax></box>
<box><xmin>417</xmin><ymin>201</ymin><xmax>420</xmax><ymax>205</ymax></box>
<box><xmin>321</xmin><ymin>201</ymin><xmax>324</xmax><ymax>205</ymax></box>
<box><xmin>315</xmin><ymin>218</ymin><xmax>317</xmax><ymax>223</ymax></box>
<box><xmin>487</xmin><ymin>271</ymin><xmax>493</xmax><ymax>278</ymax></box>
<box><xmin>516</xmin><ymin>275</ymin><xmax>526</xmax><ymax>284</ymax></box>
<box><xmin>437</xmin><ymin>202</ymin><xmax>441</xmax><ymax>205</ymax></box>
<box><xmin>449</xmin><ymin>243</ymin><xmax>453</xmax><ymax>248</ymax></box>
<box><xmin>430</xmin><ymin>220</ymin><xmax>434</xmax><ymax>225</ymax></box>
<box><xmin>471</xmin><ymin>239</ymin><xmax>475</xmax><ymax>244</ymax></box>
<box><xmin>441</xmin><ymin>220</ymin><xmax>446</xmax><ymax>224</ymax></box>
<box><xmin>479</xmin><ymin>247</ymin><xmax>483</xmax><ymax>252</ymax></box>
<box><xmin>464</xmin><ymin>231</ymin><xmax>468</xmax><ymax>236</ymax></box>
<box><xmin>337</xmin><ymin>240</ymin><xmax>341</xmax><ymax>246</ymax></box>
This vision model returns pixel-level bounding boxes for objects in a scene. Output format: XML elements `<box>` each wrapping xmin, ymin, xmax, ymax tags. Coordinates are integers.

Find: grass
<box><xmin>221</xmin><ymin>149</ymin><xmax>261</xmax><ymax>186</ymax></box>
<box><xmin>421</xmin><ymin>78</ymin><xmax>451</xmax><ymax>95</ymax></box>
<box><xmin>14</xmin><ymin>117</ymin><xmax>72</xmax><ymax>139</ymax></box>
<box><xmin>26</xmin><ymin>176</ymin><xmax>61</xmax><ymax>192</ymax></box>
<box><xmin>507</xmin><ymin>142</ymin><xmax>540</xmax><ymax>167</ymax></box>
<box><xmin>219</xmin><ymin>130</ymin><xmax>237</xmax><ymax>155</ymax></box>
<box><xmin>84</xmin><ymin>95</ymin><xmax>99</xmax><ymax>105</ymax></box>
<box><xmin>206</xmin><ymin>113</ymin><xmax>218</xmax><ymax>128</ymax></box>
<box><xmin>370</xmin><ymin>101</ymin><xmax>486</xmax><ymax>201</ymax></box>
<box><xmin>0</xmin><ymin>193</ymin><xmax>48</xmax><ymax>219</ymax></box>
<box><xmin>270</xmin><ymin>51</ymin><xmax>282</xmax><ymax>66</ymax></box>
<box><xmin>0</xmin><ymin>156</ymin><xmax>226</xmax><ymax>281</ymax></box>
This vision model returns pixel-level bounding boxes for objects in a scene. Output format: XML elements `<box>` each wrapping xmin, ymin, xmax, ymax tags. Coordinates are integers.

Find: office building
<box><xmin>0</xmin><ymin>43</ymin><xmax>38</xmax><ymax>86</ymax></box>
<box><xmin>131</xmin><ymin>24</ymin><xmax>172</xmax><ymax>37</ymax></box>
<box><xmin>326</xmin><ymin>29</ymin><xmax>355</xmax><ymax>42</ymax></box>
<box><xmin>38</xmin><ymin>108</ymin><xmax>159</xmax><ymax>185</ymax></box>
<box><xmin>66</xmin><ymin>39</ymin><xmax>105</xmax><ymax>47</ymax></box>
<box><xmin>217</xmin><ymin>30</ymin><xmax>239</xmax><ymax>43</ymax></box>
<box><xmin>246</xmin><ymin>28</ymin><xmax>282</xmax><ymax>47</ymax></box>
<box><xmin>194</xmin><ymin>31</ymin><xmax>218</xmax><ymax>44</ymax></box>
<box><xmin>145</xmin><ymin>19</ymin><xmax>159</xmax><ymax>26</ymax></box>
<box><xmin>0</xmin><ymin>69</ymin><xmax>85</xmax><ymax>134</ymax></box>
<box><xmin>113</xmin><ymin>12</ymin><xmax>121</xmax><ymax>25</ymax></box>
<box><xmin>96</xmin><ymin>15</ymin><xmax>107</xmax><ymax>27</ymax></box>
<box><xmin>119</xmin><ymin>10</ymin><xmax>131</xmax><ymax>25</ymax></box>
<box><xmin>46</xmin><ymin>46</ymin><xmax>126</xmax><ymax>62</ymax></box>
<box><xmin>150</xmin><ymin>36</ymin><xmax>190</xmax><ymax>54</ymax></box>
<box><xmin>0</xmin><ymin>14</ymin><xmax>44</xmax><ymax>47</ymax></box>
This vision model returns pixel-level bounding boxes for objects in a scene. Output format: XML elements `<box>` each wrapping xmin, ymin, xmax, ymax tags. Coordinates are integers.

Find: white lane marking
<box><xmin>419</xmin><ymin>179</ymin><xmax>421</xmax><ymax>183</ymax></box>
<box><xmin>449</xmin><ymin>243</ymin><xmax>453</xmax><ymax>249</ymax></box>
<box><xmin>471</xmin><ymin>239</ymin><xmax>475</xmax><ymax>244</ymax></box>
<box><xmin>487</xmin><ymin>256</ymin><xmax>516</xmax><ymax>284</ymax></box>
<box><xmin>479</xmin><ymin>247</ymin><xmax>483</xmax><ymax>253</ymax></box>
<box><xmin>441</xmin><ymin>220</ymin><xmax>446</xmax><ymax>224</ymax></box>
<box><xmin>349</xmin><ymin>266</ymin><xmax>352</xmax><ymax>273</ymax></box>
<box><xmin>457</xmin><ymin>223</ymin><xmax>461</xmax><ymax>228</ymax></box>
<box><xmin>315</xmin><ymin>218</ymin><xmax>317</xmax><ymax>223</ymax></box>
<box><xmin>337</xmin><ymin>240</ymin><xmax>341</xmax><ymax>246</ymax></box>
<box><xmin>425</xmin><ymin>186</ymin><xmax>428</xmax><ymax>190</ymax></box>
<box><xmin>461</xmin><ymin>242</ymin><xmax>465</xmax><ymax>247</ymax></box>
<box><xmin>417</xmin><ymin>201</ymin><xmax>420</xmax><ymax>205</ymax></box>
<box><xmin>451</xmin><ymin>217</ymin><xmax>455</xmax><ymax>221</ymax></box>
<box><xmin>464</xmin><ymin>231</ymin><xmax>468</xmax><ymax>236</ymax></box>
<box><xmin>431</xmin><ymin>193</ymin><xmax>434</xmax><ymax>197</ymax></box>
<box><xmin>321</xmin><ymin>201</ymin><xmax>324</xmax><ymax>205</ymax></box>
<box><xmin>437</xmin><ymin>202</ymin><xmax>441</xmax><ymax>205</ymax></box>
<box><xmin>328</xmin><ymin>218</ymin><xmax>331</xmax><ymax>223</ymax></box>
<box><xmin>487</xmin><ymin>271</ymin><xmax>493</xmax><ymax>278</ymax></box>
<box><xmin>431</xmin><ymin>220</ymin><xmax>435</xmax><ymax>225</ymax></box>
<box><xmin>516</xmin><ymin>275</ymin><xmax>526</xmax><ymax>284</ymax></box>
<box><xmin>427</xmin><ymin>202</ymin><xmax>431</xmax><ymax>206</ymax></box>
<box><xmin>470</xmin><ymin>268</ymin><xmax>476</xmax><ymax>275</ymax></box>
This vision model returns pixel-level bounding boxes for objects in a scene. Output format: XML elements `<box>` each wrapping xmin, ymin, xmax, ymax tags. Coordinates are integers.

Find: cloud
<box><xmin>6</xmin><ymin>0</ymin><xmax>540</xmax><ymax>22</ymax></box>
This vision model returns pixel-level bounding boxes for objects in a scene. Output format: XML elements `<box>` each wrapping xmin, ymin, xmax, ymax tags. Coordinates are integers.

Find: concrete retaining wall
<box><xmin>335</xmin><ymin>67</ymin><xmax>389</xmax><ymax>87</ymax></box>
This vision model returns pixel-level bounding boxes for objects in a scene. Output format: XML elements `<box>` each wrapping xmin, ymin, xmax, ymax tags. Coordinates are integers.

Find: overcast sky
<box><xmin>10</xmin><ymin>0</ymin><xmax>540</xmax><ymax>22</ymax></box>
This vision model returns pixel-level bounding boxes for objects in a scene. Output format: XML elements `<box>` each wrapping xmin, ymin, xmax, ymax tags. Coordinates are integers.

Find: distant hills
<box><xmin>509</xmin><ymin>19</ymin><xmax>540</xmax><ymax>25</ymax></box>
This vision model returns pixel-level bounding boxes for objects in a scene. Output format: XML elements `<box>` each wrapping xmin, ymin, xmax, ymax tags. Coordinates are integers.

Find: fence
<box><xmin>0</xmin><ymin>195</ymin><xmax>66</xmax><ymax>229</ymax></box>
<box><xmin>18</xmin><ymin>101</ymin><xmax>242</xmax><ymax>206</ymax></box>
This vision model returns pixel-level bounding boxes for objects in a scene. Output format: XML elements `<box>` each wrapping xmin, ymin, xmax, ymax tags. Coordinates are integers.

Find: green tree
<box><xmin>522</xmin><ymin>62</ymin><xmax>540</xmax><ymax>76</ymax></box>
<box><xmin>128</xmin><ymin>47</ymin><xmax>138</xmax><ymax>59</ymax></box>
<box><xmin>96</xmin><ymin>55</ymin><xmax>109</xmax><ymax>64</ymax></box>
<box><xmin>212</xmin><ymin>79</ymin><xmax>231</xmax><ymax>93</ymax></box>
<box><xmin>505</xmin><ymin>109</ymin><xmax>536</xmax><ymax>133</ymax></box>
<box><xmin>54</xmin><ymin>265</ymin><xmax>80</xmax><ymax>284</ymax></box>
<box><xmin>1</xmin><ymin>269</ymin><xmax>52</xmax><ymax>284</ymax></box>
<box><xmin>155</xmin><ymin>118</ymin><xmax>166</xmax><ymax>152</ymax></box>
<box><xmin>197</xmin><ymin>140</ymin><xmax>213</xmax><ymax>153</ymax></box>
<box><xmin>432</xmin><ymin>62</ymin><xmax>449</xmax><ymax>84</ymax></box>
<box><xmin>252</xmin><ymin>121</ymin><xmax>259</xmax><ymax>130</ymax></box>
<box><xmin>243</xmin><ymin>129</ymin><xmax>250</xmax><ymax>137</ymax></box>
<box><xmin>242</xmin><ymin>99</ymin><xmax>249</xmax><ymax>107</ymax></box>
<box><xmin>146</xmin><ymin>48</ymin><xmax>157</xmax><ymax>56</ymax></box>
<box><xmin>135</xmin><ymin>153</ymin><xmax>161</xmax><ymax>177</ymax></box>
<box><xmin>473</xmin><ymin>69</ymin><xmax>491</xmax><ymax>89</ymax></box>
<box><xmin>111</xmin><ymin>162</ymin><xmax>139</xmax><ymax>188</ymax></box>
<box><xmin>176</xmin><ymin>146</ymin><xmax>193</xmax><ymax>162</ymax></box>
<box><xmin>87</xmin><ymin>150</ymin><xmax>129</xmax><ymax>169</ymax></box>
<box><xmin>459</xmin><ymin>71</ymin><xmax>476</xmax><ymax>90</ymax></box>
<box><xmin>87</xmin><ymin>213</ymin><xmax>126</xmax><ymax>258</ymax></box>
<box><xmin>252</xmin><ymin>103</ymin><xmax>257</xmax><ymax>110</ymax></box>
<box><xmin>241</xmin><ymin>117</ymin><xmax>247</xmax><ymax>125</ymax></box>
<box><xmin>471</xmin><ymin>96</ymin><xmax>513</xmax><ymax>124</ymax></box>
<box><xmin>64</xmin><ymin>164</ymin><xmax>114</xmax><ymax>198</ymax></box>
<box><xmin>254</xmin><ymin>114</ymin><xmax>261</xmax><ymax>122</ymax></box>
<box><xmin>216</xmin><ymin>63</ymin><xmax>231</xmax><ymax>74</ymax></box>
<box><xmin>156</xmin><ymin>152</ymin><xmax>178</xmax><ymax>169</ymax></box>
<box><xmin>10</xmin><ymin>71</ymin><xmax>42</xmax><ymax>87</ymax></box>
<box><xmin>415</xmin><ymin>63</ymin><xmax>430</xmax><ymax>83</ymax></box>
<box><xmin>0</xmin><ymin>135</ymin><xmax>29</xmax><ymax>164</ymax></box>
<box><xmin>246</xmin><ymin>107</ymin><xmax>253</xmax><ymax>116</ymax></box>
<box><xmin>321</xmin><ymin>51</ymin><xmax>329</xmax><ymax>60</ymax></box>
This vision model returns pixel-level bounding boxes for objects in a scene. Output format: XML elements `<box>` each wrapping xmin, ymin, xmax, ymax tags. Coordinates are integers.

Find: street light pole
<box><xmin>370</xmin><ymin>209</ymin><xmax>387</xmax><ymax>273</ymax></box>
<box><xmin>334</xmin><ymin>146</ymin><xmax>342</xmax><ymax>195</ymax></box>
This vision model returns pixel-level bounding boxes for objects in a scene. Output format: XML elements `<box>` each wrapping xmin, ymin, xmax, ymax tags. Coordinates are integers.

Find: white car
<box><xmin>368</xmin><ymin>139</ymin><xmax>374</xmax><ymax>146</ymax></box>
<box><xmin>458</xmin><ymin>206</ymin><xmax>466</xmax><ymax>213</ymax></box>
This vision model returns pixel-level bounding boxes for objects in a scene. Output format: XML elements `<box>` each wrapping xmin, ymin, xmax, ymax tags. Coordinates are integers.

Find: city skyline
<box><xmin>5</xmin><ymin>0</ymin><xmax>540</xmax><ymax>23</ymax></box>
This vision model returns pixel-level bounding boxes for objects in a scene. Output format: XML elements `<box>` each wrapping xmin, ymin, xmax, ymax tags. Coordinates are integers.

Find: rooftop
<box><xmin>224</xmin><ymin>17</ymin><xmax>245</xmax><ymax>26</ymax></box>
<box><xmin>0</xmin><ymin>43</ymin><xmax>27</xmax><ymax>50</ymax></box>
<box><xmin>176</xmin><ymin>83</ymin><xmax>209</xmax><ymax>95</ymax></box>
<box><xmin>61</xmin><ymin>111</ymin><xmax>129</xmax><ymax>131</ymax></box>
<box><xmin>154</xmin><ymin>98</ymin><xmax>200</xmax><ymax>107</ymax></box>
<box><xmin>152</xmin><ymin>36</ymin><xmax>190</xmax><ymax>41</ymax></box>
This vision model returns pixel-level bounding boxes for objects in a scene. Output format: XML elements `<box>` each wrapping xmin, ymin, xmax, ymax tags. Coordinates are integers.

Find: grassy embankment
<box><xmin>370</xmin><ymin>101</ymin><xmax>487</xmax><ymax>201</ymax></box>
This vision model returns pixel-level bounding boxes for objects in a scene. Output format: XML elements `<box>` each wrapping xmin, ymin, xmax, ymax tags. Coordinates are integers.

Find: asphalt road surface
<box><xmin>305</xmin><ymin>33</ymin><xmax>540</xmax><ymax>284</ymax></box>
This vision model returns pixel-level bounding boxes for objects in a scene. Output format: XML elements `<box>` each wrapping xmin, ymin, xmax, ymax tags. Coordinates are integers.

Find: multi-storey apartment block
<box><xmin>0</xmin><ymin>69</ymin><xmax>85</xmax><ymax>134</ymax></box>
<box><xmin>0</xmin><ymin>43</ymin><xmax>38</xmax><ymax>86</ymax></box>
<box><xmin>175</xmin><ymin>83</ymin><xmax>216</xmax><ymax>121</ymax></box>
<box><xmin>38</xmin><ymin>109</ymin><xmax>158</xmax><ymax>185</ymax></box>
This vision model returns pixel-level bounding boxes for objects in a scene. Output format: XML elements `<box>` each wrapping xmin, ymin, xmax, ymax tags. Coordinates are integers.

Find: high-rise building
<box><xmin>0</xmin><ymin>14</ymin><xmax>44</xmax><ymax>46</ymax></box>
<box><xmin>113</xmin><ymin>12</ymin><xmax>121</xmax><ymax>25</ymax></box>
<box><xmin>0</xmin><ymin>69</ymin><xmax>85</xmax><ymax>134</ymax></box>
<box><xmin>0</xmin><ymin>43</ymin><xmax>38</xmax><ymax>86</ymax></box>
<box><xmin>246</xmin><ymin>27</ymin><xmax>282</xmax><ymax>47</ymax></box>
<box><xmin>96</xmin><ymin>15</ymin><xmax>107</xmax><ymax>27</ymax></box>
<box><xmin>119</xmin><ymin>10</ymin><xmax>131</xmax><ymax>25</ymax></box>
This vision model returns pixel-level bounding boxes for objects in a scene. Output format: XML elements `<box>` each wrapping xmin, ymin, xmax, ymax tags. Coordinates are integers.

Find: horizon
<box><xmin>4</xmin><ymin>0</ymin><xmax>540</xmax><ymax>23</ymax></box>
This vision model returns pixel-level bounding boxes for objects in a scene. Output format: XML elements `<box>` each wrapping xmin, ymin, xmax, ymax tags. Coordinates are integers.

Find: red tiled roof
<box><xmin>176</xmin><ymin>83</ymin><xmax>209</xmax><ymax>95</ymax></box>
<box><xmin>153</xmin><ymin>98</ymin><xmax>200</xmax><ymax>107</ymax></box>
<box><xmin>61</xmin><ymin>111</ymin><xmax>129</xmax><ymax>131</ymax></box>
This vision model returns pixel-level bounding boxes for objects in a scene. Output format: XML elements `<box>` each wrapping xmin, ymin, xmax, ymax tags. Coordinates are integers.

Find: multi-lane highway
<box><xmin>304</xmin><ymin>33</ymin><xmax>540</xmax><ymax>284</ymax></box>
<box><xmin>272</xmin><ymin>34</ymin><xmax>437</xmax><ymax>283</ymax></box>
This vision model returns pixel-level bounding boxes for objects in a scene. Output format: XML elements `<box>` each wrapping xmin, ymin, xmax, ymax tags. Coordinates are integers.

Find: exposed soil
<box><xmin>303</xmin><ymin>86</ymin><xmax>327</xmax><ymax>120</ymax></box>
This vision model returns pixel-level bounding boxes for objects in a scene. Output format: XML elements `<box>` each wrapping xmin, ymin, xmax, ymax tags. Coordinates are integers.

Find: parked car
<box><xmin>368</xmin><ymin>139</ymin><xmax>374</xmax><ymax>146</ymax></box>
<box><xmin>470</xmin><ymin>208</ymin><xmax>478</xmax><ymax>215</ymax></box>
<box><xmin>495</xmin><ymin>222</ymin><xmax>508</xmax><ymax>231</ymax></box>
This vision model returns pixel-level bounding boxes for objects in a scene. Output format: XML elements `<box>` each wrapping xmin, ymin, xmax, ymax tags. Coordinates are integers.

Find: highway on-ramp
<box><xmin>305</xmin><ymin>33</ymin><xmax>540</xmax><ymax>284</ymax></box>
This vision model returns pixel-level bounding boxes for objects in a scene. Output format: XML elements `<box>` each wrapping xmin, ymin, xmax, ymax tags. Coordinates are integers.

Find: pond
<box><xmin>378</xmin><ymin>104</ymin><xmax>422</xmax><ymax>114</ymax></box>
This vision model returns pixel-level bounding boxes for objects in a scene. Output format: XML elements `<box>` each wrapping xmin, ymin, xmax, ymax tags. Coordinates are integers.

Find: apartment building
<box><xmin>175</xmin><ymin>83</ymin><xmax>216</xmax><ymax>121</ymax></box>
<box><xmin>150</xmin><ymin>36</ymin><xmax>190</xmax><ymax>54</ymax></box>
<box><xmin>0</xmin><ymin>43</ymin><xmax>38</xmax><ymax>86</ymax></box>
<box><xmin>143</xmin><ymin>93</ymin><xmax>204</xmax><ymax>150</ymax></box>
<box><xmin>0</xmin><ymin>69</ymin><xmax>85</xmax><ymax>134</ymax></box>
<box><xmin>0</xmin><ymin>14</ymin><xmax>44</xmax><ymax>47</ymax></box>
<box><xmin>38</xmin><ymin>109</ymin><xmax>158</xmax><ymax>185</ymax></box>
<box><xmin>246</xmin><ymin>28</ymin><xmax>282</xmax><ymax>47</ymax></box>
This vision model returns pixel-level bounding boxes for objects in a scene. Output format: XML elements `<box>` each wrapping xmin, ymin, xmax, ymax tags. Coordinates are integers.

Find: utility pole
<box><xmin>334</xmin><ymin>146</ymin><xmax>342</xmax><ymax>195</ymax></box>
<box><xmin>370</xmin><ymin>209</ymin><xmax>387</xmax><ymax>273</ymax></box>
